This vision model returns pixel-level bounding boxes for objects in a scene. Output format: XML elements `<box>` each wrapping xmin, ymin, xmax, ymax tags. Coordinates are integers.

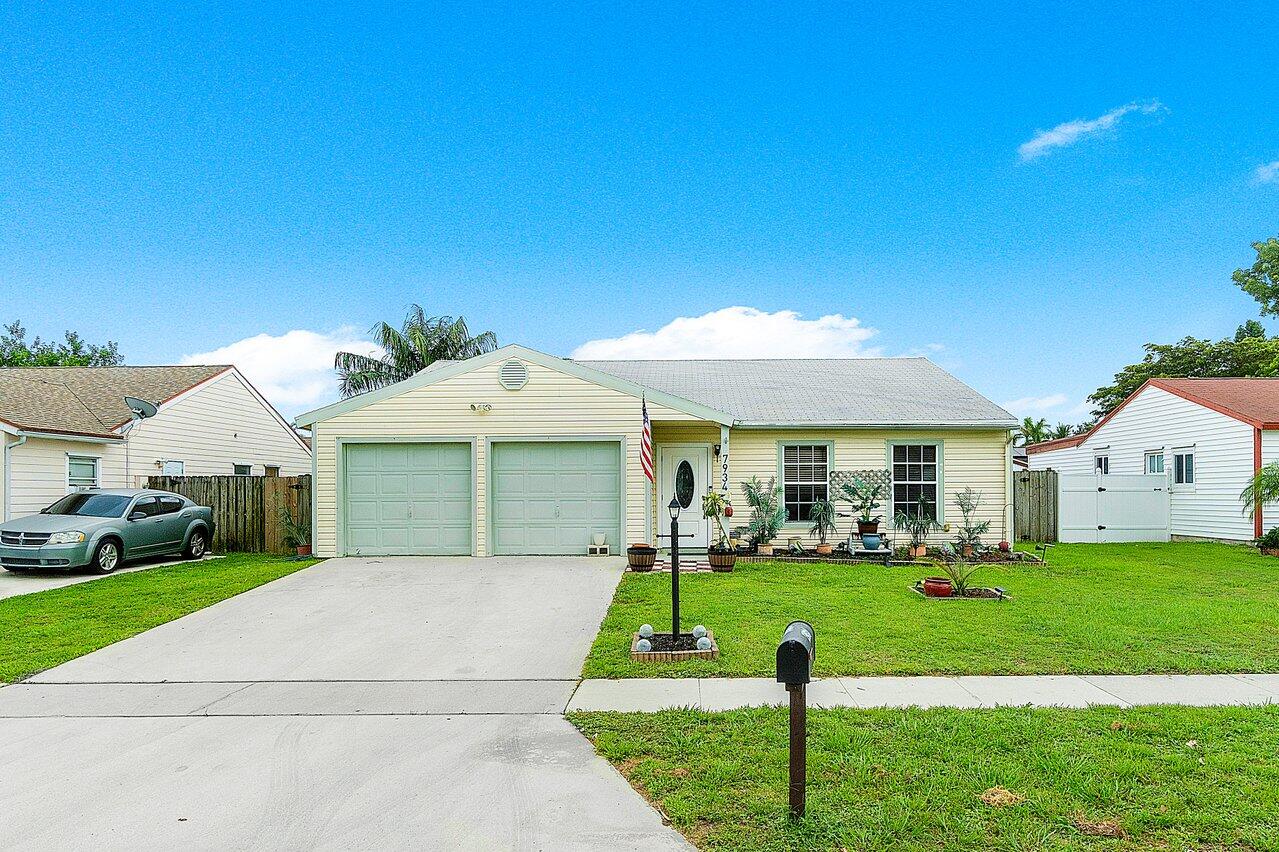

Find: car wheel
<box><xmin>185</xmin><ymin>529</ymin><xmax>208</xmax><ymax>560</ymax></box>
<box><xmin>90</xmin><ymin>539</ymin><xmax>121</xmax><ymax>574</ymax></box>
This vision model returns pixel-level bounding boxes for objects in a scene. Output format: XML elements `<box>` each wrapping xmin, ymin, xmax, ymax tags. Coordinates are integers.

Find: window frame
<box><xmin>232</xmin><ymin>463</ymin><xmax>252</xmax><ymax>476</ymax></box>
<box><xmin>1172</xmin><ymin>449</ymin><xmax>1195</xmax><ymax>489</ymax></box>
<box><xmin>775</xmin><ymin>441</ymin><xmax>833</xmax><ymax>526</ymax></box>
<box><xmin>1144</xmin><ymin>451</ymin><xmax>1165</xmax><ymax>475</ymax></box>
<box><xmin>161</xmin><ymin>459</ymin><xmax>185</xmax><ymax>477</ymax></box>
<box><xmin>886</xmin><ymin>440</ymin><xmax>944</xmax><ymax>524</ymax></box>
<box><xmin>66</xmin><ymin>453</ymin><xmax>101</xmax><ymax>491</ymax></box>
<box><xmin>1094</xmin><ymin>454</ymin><xmax>1110</xmax><ymax>475</ymax></box>
<box><xmin>264</xmin><ymin>465</ymin><xmax>281</xmax><ymax>477</ymax></box>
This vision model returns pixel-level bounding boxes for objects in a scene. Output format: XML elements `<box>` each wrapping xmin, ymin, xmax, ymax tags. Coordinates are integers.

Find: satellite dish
<box><xmin>124</xmin><ymin>397</ymin><xmax>158</xmax><ymax>420</ymax></box>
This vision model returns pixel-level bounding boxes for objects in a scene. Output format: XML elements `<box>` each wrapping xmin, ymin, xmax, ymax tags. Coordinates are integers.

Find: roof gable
<box><xmin>294</xmin><ymin>345</ymin><xmax>736</xmax><ymax>427</ymax></box>
<box><xmin>0</xmin><ymin>365</ymin><xmax>231</xmax><ymax>438</ymax></box>
<box><xmin>1026</xmin><ymin>377</ymin><xmax>1279</xmax><ymax>455</ymax></box>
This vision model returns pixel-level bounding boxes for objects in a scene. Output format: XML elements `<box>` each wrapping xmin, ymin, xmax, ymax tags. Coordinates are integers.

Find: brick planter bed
<box><xmin>910</xmin><ymin>584</ymin><xmax>1011</xmax><ymax>600</ymax></box>
<box><xmin>630</xmin><ymin>631</ymin><xmax>719</xmax><ymax>662</ymax></box>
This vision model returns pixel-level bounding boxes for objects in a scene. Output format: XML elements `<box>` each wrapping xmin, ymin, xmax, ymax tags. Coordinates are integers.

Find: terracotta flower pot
<box><xmin>708</xmin><ymin>550</ymin><xmax>736</xmax><ymax>572</ymax></box>
<box><xmin>815</xmin><ymin>543</ymin><xmax>833</xmax><ymax>555</ymax></box>
<box><xmin>922</xmin><ymin>577</ymin><xmax>953</xmax><ymax>597</ymax></box>
<box><xmin>857</xmin><ymin>520</ymin><xmax>879</xmax><ymax>535</ymax></box>
<box><xmin>295</xmin><ymin>543</ymin><xmax>312</xmax><ymax>557</ymax></box>
<box><xmin>756</xmin><ymin>542</ymin><xmax>774</xmax><ymax>556</ymax></box>
<box><xmin>1262</xmin><ymin>548</ymin><xmax>1279</xmax><ymax>558</ymax></box>
<box><xmin>998</xmin><ymin>540</ymin><xmax>1011</xmax><ymax>552</ymax></box>
<box><xmin>961</xmin><ymin>544</ymin><xmax>974</xmax><ymax>558</ymax></box>
<box><xmin>627</xmin><ymin>545</ymin><xmax>657</xmax><ymax>571</ymax></box>
<box><xmin>909</xmin><ymin>544</ymin><xmax>927</xmax><ymax>558</ymax></box>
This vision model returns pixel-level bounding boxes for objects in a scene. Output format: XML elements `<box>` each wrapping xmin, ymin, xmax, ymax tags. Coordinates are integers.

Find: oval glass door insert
<box><xmin>675</xmin><ymin>460</ymin><xmax>695</xmax><ymax>508</ymax></box>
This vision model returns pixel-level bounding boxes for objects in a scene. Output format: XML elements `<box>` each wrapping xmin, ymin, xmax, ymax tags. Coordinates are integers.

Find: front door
<box><xmin>659</xmin><ymin>445</ymin><xmax>710</xmax><ymax>549</ymax></box>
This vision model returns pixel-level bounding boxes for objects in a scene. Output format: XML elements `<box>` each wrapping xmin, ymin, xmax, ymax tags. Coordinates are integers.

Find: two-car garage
<box><xmin>340</xmin><ymin>439</ymin><xmax>622</xmax><ymax>556</ymax></box>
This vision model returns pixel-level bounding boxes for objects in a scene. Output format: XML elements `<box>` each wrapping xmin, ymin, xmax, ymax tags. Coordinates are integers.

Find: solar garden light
<box><xmin>777</xmin><ymin>620</ymin><xmax>815</xmax><ymax>818</ymax></box>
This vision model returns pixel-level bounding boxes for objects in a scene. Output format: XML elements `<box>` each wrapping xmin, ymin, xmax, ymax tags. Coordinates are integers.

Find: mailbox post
<box><xmin>776</xmin><ymin>620</ymin><xmax>815</xmax><ymax>818</ymax></box>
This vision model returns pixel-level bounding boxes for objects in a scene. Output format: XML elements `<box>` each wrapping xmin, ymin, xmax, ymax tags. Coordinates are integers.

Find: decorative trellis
<box><xmin>829</xmin><ymin>468</ymin><xmax>891</xmax><ymax>500</ymax></box>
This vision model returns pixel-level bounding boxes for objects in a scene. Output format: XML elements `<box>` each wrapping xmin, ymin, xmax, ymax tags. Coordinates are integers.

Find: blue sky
<box><xmin>2</xmin><ymin>2</ymin><xmax>1276</xmax><ymax>420</ymax></box>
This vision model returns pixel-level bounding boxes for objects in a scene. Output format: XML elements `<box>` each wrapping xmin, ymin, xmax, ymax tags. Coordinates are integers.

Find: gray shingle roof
<box><xmin>576</xmin><ymin>358</ymin><xmax>1016</xmax><ymax>427</ymax></box>
<box><xmin>0</xmin><ymin>365</ymin><xmax>231</xmax><ymax>438</ymax></box>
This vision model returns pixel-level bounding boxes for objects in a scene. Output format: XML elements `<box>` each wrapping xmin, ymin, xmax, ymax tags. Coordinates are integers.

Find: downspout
<box><xmin>4</xmin><ymin>433</ymin><xmax>28</xmax><ymax>521</ymax></box>
<box><xmin>1255</xmin><ymin>427</ymin><xmax>1263</xmax><ymax>540</ymax></box>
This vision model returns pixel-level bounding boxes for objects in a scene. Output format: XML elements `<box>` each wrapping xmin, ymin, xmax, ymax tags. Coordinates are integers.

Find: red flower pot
<box><xmin>922</xmin><ymin>577</ymin><xmax>953</xmax><ymax>597</ymax></box>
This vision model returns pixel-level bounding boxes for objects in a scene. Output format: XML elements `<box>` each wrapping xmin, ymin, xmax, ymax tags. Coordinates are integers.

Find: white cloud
<box><xmin>1001</xmin><ymin>394</ymin><xmax>1069</xmax><ymax>417</ymax></box>
<box><xmin>183</xmin><ymin>327</ymin><xmax>381</xmax><ymax>419</ymax></box>
<box><xmin>570</xmin><ymin>306</ymin><xmax>881</xmax><ymax>359</ymax></box>
<box><xmin>1000</xmin><ymin>393</ymin><xmax>1094</xmax><ymax>421</ymax></box>
<box><xmin>1253</xmin><ymin>161</ymin><xmax>1279</xmax><ymax>184</ymax></box>
<box><xmin>1018</xmin><ymin>100</ymin><xmax>1164</xmax><ymax>162</ymax></box>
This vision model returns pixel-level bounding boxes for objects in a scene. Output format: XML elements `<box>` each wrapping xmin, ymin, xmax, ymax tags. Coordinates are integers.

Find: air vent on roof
<box><xmin>498</xmin><ymin>359</ymin><xmax>529</xmax><ymax>391</ymax></box>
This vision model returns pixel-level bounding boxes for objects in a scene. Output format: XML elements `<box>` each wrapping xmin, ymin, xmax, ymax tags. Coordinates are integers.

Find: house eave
<box><xmin>732</xmin><ymin>420</ymin><xmax>1019</xmax><ymax>430</ymax></box>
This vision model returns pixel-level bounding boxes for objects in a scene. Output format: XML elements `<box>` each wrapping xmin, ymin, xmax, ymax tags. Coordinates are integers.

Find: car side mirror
<box><xmin>128</xmin><ymin>511</ymin><xmax>147</xmax><ymax>522</ymax></box>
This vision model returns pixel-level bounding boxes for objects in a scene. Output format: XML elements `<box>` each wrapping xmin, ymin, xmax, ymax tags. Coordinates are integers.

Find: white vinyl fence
<box><xmin>1058</xmin><ymin>474</ymin><xmax>1170</xmax><ymax>543</ymax></box>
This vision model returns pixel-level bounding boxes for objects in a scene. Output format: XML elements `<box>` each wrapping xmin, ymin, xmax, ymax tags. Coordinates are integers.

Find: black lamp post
<box><xmin>668</xmin><ymin>495</ymin><xmax>681</xmax><ymax>640</ymax></box>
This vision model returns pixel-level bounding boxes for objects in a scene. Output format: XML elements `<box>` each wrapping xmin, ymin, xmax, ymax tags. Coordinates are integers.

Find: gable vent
<box><xmin>498</xmin><ymin>359</ymin><xmax>529</xmax><ymax>391</ymax></box>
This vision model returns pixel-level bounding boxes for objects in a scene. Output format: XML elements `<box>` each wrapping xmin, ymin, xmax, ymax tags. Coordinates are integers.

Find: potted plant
<box><xmin>835</xmin><ymin>476</ymin><xmax>884</xmax><ymax>547</ymax></box>
<box><xmin>742</xmin><ymin>476</ymin><xmax>785</xmax><ymax>555</ymax></box>
<box><xmin>894</xmin><ymin>494</ymin><xmax>938</xmax><ymax>558</ymax></box>
<box><xmin>922</xmin><ymin>576</ymin><xmax>952</xmax><ymax>597</ymax></box>
<box><xmin>278</xmin><ymin>506</ymin><xmax>311</xmax><ymax>557</ymax></box>
<box><xmin>626</xmin><ymin>543</ymin><xmax>657</xmax><ymax>571</ymax></box>
<box><xmin>702</xmin><ymin>491</ymin><xmax>736</xmax><ymax>571</ymax></box>
<box><xmin>1256</xmin><ymin>527</ymin><xmax>1279</xmax><ymax>557</ymax></box>
<box><xmin>952</xmin><ymin>487</ymin><xmax>991</xmax><ymax>558</ymax></box>
<box><xmin>808</xmin><ymin>498</ymin><xmax>837</xmax><ymax>555</ymax></box>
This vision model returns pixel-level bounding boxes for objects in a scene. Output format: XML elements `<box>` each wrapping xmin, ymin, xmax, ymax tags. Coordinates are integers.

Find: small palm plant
<box><xmin>1241</xmin><ymin>462</ymin><xmax>1279</xmax><ymax>521</ymax></box>
<box><xmin>741</xmin><ymin>476</ymin><xmax>785</xmax><ymax>555</ymax></box>
<box><xmin>894</xmin><ymin>493</ymin><xmax>939</xmax><ymax>558</ymax></box>
<box><xmin>278</xmin><ymin>506</ymin><xmax>311</xmax><ymax>555</ymax></box>
<box><xmin>952</xmin><ymin>487</ymin><xmax>991</xmax><ymax>557</ymax></box>
<box><xmin>808</xmin><ymin>499</ymin><xmax>837</xmax><ymax>554</ymax></box>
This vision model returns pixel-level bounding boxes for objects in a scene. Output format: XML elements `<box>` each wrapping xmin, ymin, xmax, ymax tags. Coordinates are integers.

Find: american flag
<box><xmin>641</xmin><ymin>398</ymin><xmax>654</xmax><ymax>483</ymax></box>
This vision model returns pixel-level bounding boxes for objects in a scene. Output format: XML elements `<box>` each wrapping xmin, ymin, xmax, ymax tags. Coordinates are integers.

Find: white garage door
<box><xmin>343</xmin><ymin>443</ymin><xmax>473</xmax><ymax>555</ymax></box>
<box><xmin>1058</xmin><ymin>473</ymin><xmax>1170</xmax><ymax>543</ymax></box>
<box><xmin>490</xmin><ymin>441</ymin><xmax>622</xmax><ymax>555</ymax></box>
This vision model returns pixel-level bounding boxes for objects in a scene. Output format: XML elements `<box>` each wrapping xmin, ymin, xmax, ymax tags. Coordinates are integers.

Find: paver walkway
<box><xmin>567</xmin><ymin>673</ymin><xmax>1279</xmax><ymax>712</ymax></box>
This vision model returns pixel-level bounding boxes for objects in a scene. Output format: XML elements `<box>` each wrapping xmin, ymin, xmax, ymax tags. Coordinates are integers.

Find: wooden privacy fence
<box><xmin>1013</xmin><ymin>468</ymin><xmax>1058</xmax><ymax>542</ymax></box>
<box><xmin>145</xmin><ymin>475</ymin><xmax>311</xmax><ymax>554</ymax></box>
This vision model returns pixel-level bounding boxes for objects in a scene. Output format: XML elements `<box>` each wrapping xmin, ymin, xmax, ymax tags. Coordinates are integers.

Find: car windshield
<box><xmin>43</xmin><ymin>493</ymin><xmax>132</xmax><ymax>518</ymax></box>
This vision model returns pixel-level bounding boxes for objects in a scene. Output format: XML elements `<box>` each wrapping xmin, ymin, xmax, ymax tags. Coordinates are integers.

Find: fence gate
<box><xmin>146</xmin><ymin>475</ymin><xmax>312</xmax><ymax>554</ymax></box>
<box><xmin>1057</xmin><ymin>473</ymin><xmax>1170</xmax><ymax>543</ymax></box>
<box><xmin>1013</xmin><ymin>469</ymin><xmax>1058</xmax><ymax>542</ymax></box>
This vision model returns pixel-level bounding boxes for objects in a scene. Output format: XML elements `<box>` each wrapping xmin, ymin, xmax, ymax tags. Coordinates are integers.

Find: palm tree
<box><xmin>1049</xmin><ymin>423</ymin><xmax>1076</xmax><ymax>440</ymax></box>
<box><xmin>1015</xmin><ymin>417</ymin><xmax>1049</xmax><ymax>447</ymax></box>
<box><xmin>1241</xmin><ymin>462</ymin><xmax>1279</xmax><ymax>520</ymax></box>
<box><xmin>335</xmin><ymin>305</ymin><xmax>498</xmax><ymax>397</ymax></box>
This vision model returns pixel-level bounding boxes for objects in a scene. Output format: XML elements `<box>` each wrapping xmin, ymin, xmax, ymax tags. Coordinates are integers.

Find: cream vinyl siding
<box><xmin>312</xmin><ymin>360</ymin><xmax>697</xmax><ymax>556</ymax></box>
<box><xmin>721</xmin><ymin>428</ymin><xmax>1010</xmax><ymax>546</ymax></box>
<box><xmin>6</xmin><ymin>436</ymin><xmax>126</xmax><ymax>518</ymax></box>
<box><xmin>1028</xmin><ymin>386</ymin><xmax>1256</xmax><ymax>540</ymax></box>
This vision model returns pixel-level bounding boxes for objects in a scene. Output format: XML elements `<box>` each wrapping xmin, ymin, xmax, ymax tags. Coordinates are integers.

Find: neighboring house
<box><xmin>295</xmin><ymin>344</ymin><xmax>1017</xmax><ymax>557</ymax></box>
<box><xmin>0</xmin><ymin>366</ymin><xmax>312</xmax><ymax>520</ymax></box>
<box><xmin>1013</xmin><ymin>445</ymin><xmax>1028</xmax><ymax>469</ymax></box>
<box><xmin>1026</xmin><ymin>378</ymin><xmax>1279</xmax><ymax>541</ymax></box>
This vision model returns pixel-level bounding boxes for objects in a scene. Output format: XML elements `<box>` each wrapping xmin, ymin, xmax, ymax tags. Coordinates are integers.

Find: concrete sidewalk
<box><xmin>567</xmin><ymin>673</ymin><xmax>1279</xmax><ymax>712</ymax></box>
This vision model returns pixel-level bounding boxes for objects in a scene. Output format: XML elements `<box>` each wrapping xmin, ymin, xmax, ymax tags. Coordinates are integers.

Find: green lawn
<box><xmin>583</xmin><ymin>542</ymin><xmax>1279</xmax><ymax>678</ymax></box>
<box><xmin>572</xmin><ymin>705</ymin><xmax>1279</xmax><ymax>851</ymax></box>
<box><xmin>0</xmin><ymin>553</ymin><xmax>317</xmax><ymax>682</ymax></box>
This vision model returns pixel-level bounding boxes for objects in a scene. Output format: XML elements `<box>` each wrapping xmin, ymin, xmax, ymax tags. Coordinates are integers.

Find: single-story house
<box><xmin>1026</xmin><ymin>378</ymin><xmax>1279</xmax><ymax>541</ymax></box>
<box><xmin>295</xmin><ymin>345</ymin><xmax>1017</xmax><ymax>557</ymax></box>
<box><xmin>0</xmin><ymin>366</ymin><xmax>312</xmax><ymax>520</ymax></box>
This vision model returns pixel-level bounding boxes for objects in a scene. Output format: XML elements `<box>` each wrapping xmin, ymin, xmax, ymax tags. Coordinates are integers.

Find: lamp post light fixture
<box><xmin>668</xmin><ymin>495</ymin><xmax>681</xmax><ymax>640</ymax></box>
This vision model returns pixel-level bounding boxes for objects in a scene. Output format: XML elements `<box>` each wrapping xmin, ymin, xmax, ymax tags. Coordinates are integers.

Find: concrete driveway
<box><xmin>0</xmin><ymin>554</ymin><xmax>224</xmax><ymax>601</ymax></box>
<box><xmin>0</xmin><ymin>557</ymin><xmax>691</xmax><ymax>851</ymax></box>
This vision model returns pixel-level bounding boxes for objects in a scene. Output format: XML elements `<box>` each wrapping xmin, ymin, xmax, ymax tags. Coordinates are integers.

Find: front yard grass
<box><xmin>583</xmin><ymin>542</ymin><xmax>1279</xmax><ymax>678</ymax></box>
<box><xmin>572</xmin><ymin>704</ymin><xmax>1279</xmax><ymax>851</ymax></box>
<box><xmin>0</xmin><ymin>553</ymin><xmax>317</xmax><ymax>682</ymax></box>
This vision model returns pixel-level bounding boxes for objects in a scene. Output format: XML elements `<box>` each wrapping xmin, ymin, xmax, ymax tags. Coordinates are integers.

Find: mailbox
<box><xmin>776</xmin><ymin>620</ymin><xmax>815</xmax><ymax>685</ymax></box>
